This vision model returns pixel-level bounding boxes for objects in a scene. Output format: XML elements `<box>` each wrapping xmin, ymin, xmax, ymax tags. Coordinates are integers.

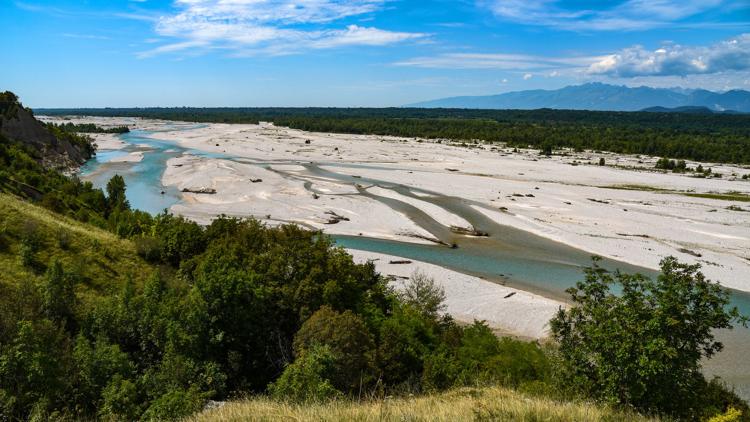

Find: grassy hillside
<box><xmin>0</xmin><ymin>192</ymin><xmax>155</xmax><ymax>296</ymax></box>
<box><xmin>190</xmin><ymin>386</ymin><xmax>657</xmax><ymax>422</ymax></box>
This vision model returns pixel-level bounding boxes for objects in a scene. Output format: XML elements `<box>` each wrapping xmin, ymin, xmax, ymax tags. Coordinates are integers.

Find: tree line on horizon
<box><xmin>36</xmin><ymin>106</ymin><xmax>750</xmax><ymax>164</ymax></box>
<box><xmin>50</xmin><ymin>122</ymin><xmax>130</xmax><ymax>134</ymax></box>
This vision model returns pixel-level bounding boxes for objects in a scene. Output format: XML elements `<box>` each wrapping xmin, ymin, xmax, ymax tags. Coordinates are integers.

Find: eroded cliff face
<box><xmin>1</xmin><ymin>92</ymin><xmax>91</xmax><ymax>169</ymax></box>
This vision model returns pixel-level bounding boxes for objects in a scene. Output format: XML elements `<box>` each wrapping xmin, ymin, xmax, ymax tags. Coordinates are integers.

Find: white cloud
<box><xmin>587</xmin><ymin>33</ymin><xmax>750</xmax><ymax>77</ymax></box>
<box><xmin>479</xmin><ymin>0</ymin><xmax>734</xmax><ymax>31</ymax></box>
<box><xmin>62</xmin><ymin>33</ymin><xmax>110</xmax><ymax>40</ymax></box>
<box><xmin>141</xmin><ymin>0</ymin><xmax>424</xmax><ymax>57</ymax></box>
<box><xmin>523</xmin><ymin>73</ymin><xmax>533</xmax><ymax>80</ymax></box>
<box><xmin>394</xmin><ymin>52</ymin><xmax>600</xmax><ymax>70</ymax></box>
<box><xmin>138</xmin><ymin>40</ymin><xmax>208</xmax><ymax>58</ymax></box>
<box><xmin>394</xmin><ymin>33</ymin><xmax>750</xmax><ymax>89</ymax></box>
<box><xmin>308</xmin><ymin>25</ymin><xmax>425</xmax><ymax>49</ymax></box>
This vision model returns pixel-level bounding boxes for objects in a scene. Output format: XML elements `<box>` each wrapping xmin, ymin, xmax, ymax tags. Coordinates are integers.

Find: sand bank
<box><xmin>347</xmin><ymin>249</ymin><xmax>563</xmax><ymax>339</ymax></box>
<box><xmin>107</xmin><ymin>151</ymin><xmax>144</xmax><ymax>163</ymax></box>
<box><xmin>42</xmin><ymin>116</ymin><xmax>750</xmax><ymax>292</ymax></box>
<box><xmin>162</xmin><ymin>155</ymin><xmax>439</xmax><ymax>244</ymax></box>
<box><xmin>148</xmin><ymin>122</ymin><xmax>749</xmax><ymax>292</ymax></box>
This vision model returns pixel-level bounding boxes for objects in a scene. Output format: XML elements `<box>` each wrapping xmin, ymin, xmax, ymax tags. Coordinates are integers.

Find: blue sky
<box><xmin>1</xmin><ymin>0</ymin><xmax>749</xmax><ymax>107</ymax></box>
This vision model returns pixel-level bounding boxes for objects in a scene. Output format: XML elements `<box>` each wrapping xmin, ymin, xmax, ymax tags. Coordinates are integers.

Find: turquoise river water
<box><xmin>81</xmin><ymin>128</ymin><xmax>750</xmax><ymax>400</ymax></box>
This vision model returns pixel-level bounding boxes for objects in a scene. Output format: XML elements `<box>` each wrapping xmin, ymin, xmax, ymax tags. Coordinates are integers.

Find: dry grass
<box><xmin>189</xmin><ymin>386</ymin><xmax>656</xmax><ymax>422</ymax></box>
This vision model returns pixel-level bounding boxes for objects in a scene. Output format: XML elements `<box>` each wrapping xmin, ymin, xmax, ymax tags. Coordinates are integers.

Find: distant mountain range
<box><xmin>406</xmin><ymin>83</ymin><xmax>750</xmax><ymax>113</ymax></box>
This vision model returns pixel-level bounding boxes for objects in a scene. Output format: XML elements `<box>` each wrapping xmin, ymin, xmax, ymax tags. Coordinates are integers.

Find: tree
<box><xmin>540</xmin><ymin>142</ymin><xmax>553</xmax><ymax>156</ymax></box>
<box><xmin>377</xmin><ymin>306</ymin><xmax>438</xmax><ymax>386</ymax></box>
<box><xmin>152</xmin><ymin>213</ymin><xmax>205</xmax><ymax>266</ymax></box>
<box><xmin>0</xmin><ymin>320</ymin><xmax>73</xmax><ymax>419</ymax></box>
<box><xmin>655</xmin><ymin>157</ymin><xmax>675</xmax><ymax>170</ymax></box>
<box><xmin>141</xmin><ymin>386</ymin><xmax>206</xmax><ymax>421</ymax></box>
<box><xmin>106</xmin><ymin>175</ymin><xmax>130</xmax><ymax>213</ymax></box>
<box><xmin>550</xmin><ymin>256</ymin><xmax>748</xmax><ymax>419</ymax></box>
<box><xmin>400</xmin><ymin>271</ymin><xmax>446</xmax><ymax>320</ymax></box>
<box><xmin>41</xmin><ymin>260</ymin><xmax>76</xmax><ymax>328</ymax></box>
<box><xmin>73</xmin><ymin>335</ymin><xmax>134</xmax><ymax>415</ymax></box>
<box><xmin>99</xmin><ymin>375</ymin><xmax>141</xmax><ymax>420</ymax></box>
<box><xmin>268</xmin><ymin>345</ymin><xmax>342</xmax><ymax>403</ymax></box>
<box><xmin>421</xmin><ymin>321</ymin><xmax>550</xmax><ymax>392</ymax></box>
<box><xmin>293</xmin><ymin>306</ymin><xmax>376</xmax><ymax>392</ymax></box>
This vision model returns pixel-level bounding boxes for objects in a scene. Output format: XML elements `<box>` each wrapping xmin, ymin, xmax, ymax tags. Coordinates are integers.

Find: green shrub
<box><xmin>73</xmin><ymin>335</ymin><xmax>134</xmax><ymax>414</ymax></box>
<box><xmin>293</xmin><ymin>306</ymin><xmax>375</xmax><ymax>392</ymax></box>
<box><xmin>18</xmin><ymin>222</ymin><xmax>42</xmax><ymax>268</ymax></box>
<box><xmin>269</xmin><ymin>345</ymin><xmax>342</xmax><ymax>403</ymax></box>
<box><xmin>41</xmin><ymin>260</ymin><xmax>76</xmax><ymax>327</ymax></box>
<box><xmin>99</xmin><ymin>375</ymin><xmax>141</xmax><ymax>421</ymax></box>
<box><xmin>697</xmin><ymin>378</ymin><xmax>750</xmax><ymax>421</ymax></box>
<box><xmin>56</xmin><ymin>229</ymin><xmax>72</xmax><ymax>250</ymax></box>
<box><xmin>377</xmin><ymin>307</ymin><xmax>437</xmax><ymax>386</ymax></box>
<box><xmin>0</xmin><ymin>224</ymin><xmax>8</xmax><ymax>252</ymax></box>
<box><xmin>141</xmin><ymin>387</ymin><xmax>206</xmax><ymax>421</ymax></box>
<box><xmin>708</xmin><ymin>407</ymin><xmax>744</xmax><ymax>422</ymax></box>
<box><xmin>153</xmin><ymin>214</ymin><xmax>205</xmax><ymax>266</ymax></box>
<box><xmin>0</xmin><ymin>320</ymin><xmax>73</xmax><ymax>420</ymax></box>
<box><xmin>134</xmin><ymin>236</ymin><xmax>163</xmax><ymax>263</ymax></box>
<box><xmin>455</xmin><ymin>321</ymin><xmax>549</xmax><ymax>387</ymax></box>
<box><xmin>18</xmin><ymin>241</ymin><xmax>37</xmax><ymax>268</ymax></box>
<box><xmin>422</xmin><ymin>347</ymin><xmax>462</xmax><ymax>392</ymax></box>
<box><xmin>400</xmin><ymin>271</ymin><xmax>446</xmax><ymax>319</ymax></box>
<box><xmin>550</xmin><ymin>257</ymin><xmax>748</xmax><ymax>419</ymax></box>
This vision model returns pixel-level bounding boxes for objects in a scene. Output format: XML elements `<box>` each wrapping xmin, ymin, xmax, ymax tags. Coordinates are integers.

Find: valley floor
<box><xmin>40</xmin><ymin>116</ymin><xmax>750</xmax><ymax>338</ymax></box>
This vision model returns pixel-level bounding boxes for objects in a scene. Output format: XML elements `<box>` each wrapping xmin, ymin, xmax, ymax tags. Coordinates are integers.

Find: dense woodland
<box><xmin>37</xmin><ymin>106</ymin><xmax>750</xmax><ymax>164</ymax></box>
<box><xmin>50</xmin><ymin>122</ymin><xmax>130</xmax><ymax>134</ymax></box>
<box><xmin>0</xmin><ymin>93</ymin><xmax>747</xmax><ymax>420</ymax></box>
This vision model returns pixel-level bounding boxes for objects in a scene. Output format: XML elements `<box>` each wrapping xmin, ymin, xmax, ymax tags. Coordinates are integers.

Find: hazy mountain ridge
<box><xmin>407</xmin><ymin>83</ymin><xmax>750</xmax><ymax>112</ymax></box>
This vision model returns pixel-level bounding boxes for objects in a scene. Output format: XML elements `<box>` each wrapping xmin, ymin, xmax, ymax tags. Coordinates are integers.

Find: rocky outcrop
<box><xmin>0</xmin><ymin>91</ymin><xmax>91</xmax><ymax>169</ymax></box>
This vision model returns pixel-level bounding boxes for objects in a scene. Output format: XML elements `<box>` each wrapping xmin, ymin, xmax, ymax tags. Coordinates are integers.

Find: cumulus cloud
<box><xmin>588</xmin><ymin>33</ymin><xmax>750</xmax><ymax>77</ymax></box>
<box><xmin>140</xmin><ymin>0</ymin><xmax>425</xmax><ymax>57</ymax></box>
<box><xmin>395</xmin><ymin>33</ymin><xmax>750</xmax><ymax>88</ymax></box>
<box><xmin>479</xmin><ymin>0</ymin><xmax>733</xmax><ymax>31</ymax></box>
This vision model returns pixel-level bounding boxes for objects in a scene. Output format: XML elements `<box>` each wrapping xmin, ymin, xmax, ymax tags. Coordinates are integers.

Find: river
<box><xmin>80</xmin><ymin>127</ymin><xmax>750</xmax><ymax>401</ymax></box>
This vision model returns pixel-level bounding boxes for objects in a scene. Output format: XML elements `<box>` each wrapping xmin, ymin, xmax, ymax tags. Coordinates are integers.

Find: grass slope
<box><xmin>189</xmin><ymin>387</ymin><xmax>657</xmax><ymax>422</ymax></box>
<box><xmin>0</xmin><ymin>193</ymin><xmax>154</xmax><ymax>298</ymax></box>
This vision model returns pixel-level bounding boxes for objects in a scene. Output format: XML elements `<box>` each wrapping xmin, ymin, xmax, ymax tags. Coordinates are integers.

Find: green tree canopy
<box><xmin>105</xmin><ymin>175</ymin><xmax>129</xmax><ymax>213</ymax></box>
<box><xmin>550</xmin><ymin>256</ymin><xmax>748</xmax><ymax>419</ymax></box>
